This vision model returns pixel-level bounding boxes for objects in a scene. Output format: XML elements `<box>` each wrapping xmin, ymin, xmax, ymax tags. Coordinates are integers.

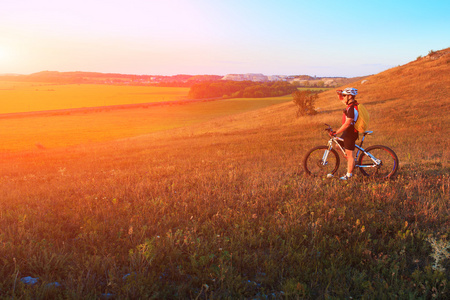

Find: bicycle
<box><xmin>303</xmin><ymin>124</ymin><xmax>399</xmax><ymax>179</ymax></box>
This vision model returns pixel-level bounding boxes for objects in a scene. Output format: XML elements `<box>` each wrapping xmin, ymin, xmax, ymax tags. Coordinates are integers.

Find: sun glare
<box><xmin>0</xmin><ymin>46</ymin><xmax>8</xmax><ymax>60</ymax></box>
<box><xmin>0</xmin><ymin>45</ymin><xmax>19</xmax><ymax>72</ymax></box>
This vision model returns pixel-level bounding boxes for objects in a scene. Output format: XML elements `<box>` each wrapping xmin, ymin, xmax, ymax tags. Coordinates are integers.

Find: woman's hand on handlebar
<box><xmin>324</xmin><ymin>124</ymin><xmax>336</xmax><ymax>136</ymax></box>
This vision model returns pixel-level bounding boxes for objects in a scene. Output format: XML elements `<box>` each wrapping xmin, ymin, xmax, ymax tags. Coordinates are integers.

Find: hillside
<box><xmin>0</xmin><ymin>48</ymin><xmax>449</xmax><ymax>298</ymax></box>
<box><xmin>158</xmin><ymin>48</ymin><xmax>449</xmax><ymax>155</ymax></box>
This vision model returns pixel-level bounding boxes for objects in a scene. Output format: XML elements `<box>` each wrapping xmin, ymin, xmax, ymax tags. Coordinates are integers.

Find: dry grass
<box><xmin>0</xmin><ymin>48</ymin><xmax>449</xmax><ymax>298</ymax></box>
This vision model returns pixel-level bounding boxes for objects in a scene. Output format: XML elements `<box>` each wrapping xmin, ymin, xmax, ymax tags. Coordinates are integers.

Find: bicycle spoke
<box><xmin>358</xmin><ymin>146</ymin><xmax>398</xmax><ymax>178</ymax></box>
<box><xmin>303</xmin><ymin>146</ymin><xmax>339</xmax><ymax>176</ymax></box>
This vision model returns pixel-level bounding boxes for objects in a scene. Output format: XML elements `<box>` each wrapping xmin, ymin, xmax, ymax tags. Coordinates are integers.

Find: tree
<box><xmin>292</xmin><ymin>90</ymin><xmax>318</xmax><ymax>117</ymax></box>
<box><xmin>188</xmin><ymin>81</ymin><xmax>297</xmax><ymax>99</ymax></box>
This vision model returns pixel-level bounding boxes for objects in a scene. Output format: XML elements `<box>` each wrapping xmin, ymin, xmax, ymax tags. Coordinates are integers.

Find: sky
<box><xmin>0</xmin><ymin>0</ymin><xmax>448</xmax><ymax>77</ymax></box>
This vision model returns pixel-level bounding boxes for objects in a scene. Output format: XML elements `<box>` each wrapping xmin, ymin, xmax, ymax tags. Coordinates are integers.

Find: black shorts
<box><xmin>339</xmin><ymin>131</ymin><xmax>358</xmax><ymax>151</ymax></box>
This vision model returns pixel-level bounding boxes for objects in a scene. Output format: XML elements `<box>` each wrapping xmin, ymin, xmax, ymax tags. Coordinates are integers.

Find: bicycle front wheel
<box><xmin>303</xmin><ymin>146</ymin><xmax>340</xmax><ymax>176</ymax></box>
<box><xmin>358</xmin><ymin>145</ymin><xmax>399</xmax><ymax>179</ymax></box>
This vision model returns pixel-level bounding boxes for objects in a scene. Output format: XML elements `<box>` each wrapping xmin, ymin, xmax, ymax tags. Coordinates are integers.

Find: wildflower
<box><xmin>427</xmin><ymin>236</ymin><xmax>450</xmax><ymax>272</ymax></box>
<box><xmin>46</xmin><ymin>282</ymin><xmax>61</xmax><ymax>288</ymax></box>
<box><xmin>123</xmin><ymin>272</ymin><xmax>137</xmax><ymax>281</ymax></box>
<box><xmin>21</xmin><ymin>276</ymin><xmax>38</xmax><ymax>285</ymax></box>
<box><xmin>101</xmin><ymin>293</ymin><xmax>115</xmax><ymax>299</ymax></box>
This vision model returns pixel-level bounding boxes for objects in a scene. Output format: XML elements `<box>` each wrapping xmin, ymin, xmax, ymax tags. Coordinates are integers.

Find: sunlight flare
<box><xmin>0</xmin><ymin>45</ymin><xmax>10</xmax><ymax>63</ymax></box>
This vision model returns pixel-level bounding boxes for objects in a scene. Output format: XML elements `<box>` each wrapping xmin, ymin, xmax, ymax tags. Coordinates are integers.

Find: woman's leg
<box><xmin>345</xmin><ymin>149</ymin><xmax>355</xmax><ymax>174</ymax></box>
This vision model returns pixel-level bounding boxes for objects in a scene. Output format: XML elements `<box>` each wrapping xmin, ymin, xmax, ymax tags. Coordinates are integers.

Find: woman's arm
<box><xmin>335</xmin><ymin>117</ymin><xmax>352</xmax><ymax>135</ymax></box>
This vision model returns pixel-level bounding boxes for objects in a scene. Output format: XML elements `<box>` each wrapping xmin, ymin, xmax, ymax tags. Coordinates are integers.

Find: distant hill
<box><xmin>0</xmin><ymin>70</ymin><xmax>367</xmax><ymax>88</ymax></box>
<box><xmin>0</xmin><ymin>71</ymin><xmax>222</xmax><ymax>87</ymax></box>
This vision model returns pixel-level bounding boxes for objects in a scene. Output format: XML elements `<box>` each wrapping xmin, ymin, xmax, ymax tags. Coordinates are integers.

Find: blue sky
<box><xmin>0</xmin><ymin>0</ymin><xmax>448</xmax><ymax>77</ymax></box>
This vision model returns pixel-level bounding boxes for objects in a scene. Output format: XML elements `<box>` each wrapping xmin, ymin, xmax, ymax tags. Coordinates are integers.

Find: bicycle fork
<box><xmin>320</xmin><ymin>141</ymin><xmax>334</xmax><ymax>166</ymax></box>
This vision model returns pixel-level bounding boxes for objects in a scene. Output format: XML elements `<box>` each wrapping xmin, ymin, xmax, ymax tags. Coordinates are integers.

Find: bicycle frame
<box><xmin>322</xmin><ymin>132</ymin><xmax>381</xmax><ymax>168</ymax></box>
<box><xmin>304</xmin><ymin>124</ymin><xmax>399</xmax><ymax>178</ymax></box>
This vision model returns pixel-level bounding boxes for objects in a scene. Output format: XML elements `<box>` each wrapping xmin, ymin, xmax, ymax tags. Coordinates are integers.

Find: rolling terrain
<box><xmin>0</xmin><ymin>48</ymin><xmax>449</xmax><ymax>298</ymax></box>
<box><xmin>0</xmin><ymin>83</ymin><xmax>190</xmax><ymax>114</ymax></box>
<box><xmin>0</xmin><ymin>94</ymin><xmax>292</xmax><ymax>151</ymax></box>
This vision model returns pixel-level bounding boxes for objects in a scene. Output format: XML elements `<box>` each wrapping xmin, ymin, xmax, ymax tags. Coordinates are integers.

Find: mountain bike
<box><xmin>303</xmin><ymin>124</ymin><xmax>399</xmax><ymax>179</ymax></box>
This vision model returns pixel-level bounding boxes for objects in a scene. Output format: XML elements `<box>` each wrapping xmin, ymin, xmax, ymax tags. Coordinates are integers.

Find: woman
<box><xmin>330</xmin><ymin>87</ymin><xmax>359</xmax><ymax>180</ymax></box>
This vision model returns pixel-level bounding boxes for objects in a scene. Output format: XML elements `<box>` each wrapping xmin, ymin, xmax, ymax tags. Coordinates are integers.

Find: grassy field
<box><xmin>0</xmin><ymin>49</ymin><xmax>449</xmax><ymax>298</ymax></box>
<box><xmin>0</xmin><ymin>95</ymin><xmax>292</xmax><ymax>151</ymax></box>
<box><xmin>0</xmin><ymin>82</ymin><xmax>190</xmax><ymax>114</ymax></box>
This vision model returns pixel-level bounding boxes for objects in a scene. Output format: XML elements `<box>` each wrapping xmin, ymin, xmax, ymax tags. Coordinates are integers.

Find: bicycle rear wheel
<box><xmin>358</xmin><ymin>145</ymin><xmax>399</xmax><ymax>179</ymax></box>
<box><xmin>303</xmin><ymin>146</ymin><xmax>340</xmax><ymax>176</ymax></box>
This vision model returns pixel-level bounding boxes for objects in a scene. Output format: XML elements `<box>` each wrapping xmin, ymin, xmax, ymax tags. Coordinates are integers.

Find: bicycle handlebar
<box><xmin>324</xmin><ymin>123</ymin><xmax>334</xmax><ymax>133</ymax></box>
<box><xmin>324</xmin><ymin>124</ymin><xmax>345</xmax><ymax>142</ymax></box>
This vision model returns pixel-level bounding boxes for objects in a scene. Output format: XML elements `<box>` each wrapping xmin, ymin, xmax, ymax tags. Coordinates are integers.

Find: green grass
<box><xmin>0</xmin><ymin>95</ymin><xmax>292</xmax><ymax>151</ymax></box>
<box><xmin>297</xmin><ymin>87</ymin><xmax>331</xmax><ymax>92</ymax></box>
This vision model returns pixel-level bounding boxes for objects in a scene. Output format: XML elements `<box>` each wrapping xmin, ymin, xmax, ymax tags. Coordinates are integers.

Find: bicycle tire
<box><xmin>303</xmin><ymin>146</ymin><xmax>340</xmax><ymax>176</ymax></box>
<box><xmin>358</xmin><ymin>145</ymin><xmax>399</xmax><ymax>179</ymax></box>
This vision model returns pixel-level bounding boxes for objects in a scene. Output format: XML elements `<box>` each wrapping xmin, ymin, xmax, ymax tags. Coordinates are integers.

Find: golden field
<box><xmin>0</xmin><ymin>82</ymin><xmax>189</xmax><ymax>114</ymax></box>
<box><xmin>0</xmin><ymin>93</ymin><xmax>292</xmax><ymax>151</ymax></box>
<box><xmin>0</xmin><ymin>48</ymin><xmax>449</xmax><ymax>298</ymax></box>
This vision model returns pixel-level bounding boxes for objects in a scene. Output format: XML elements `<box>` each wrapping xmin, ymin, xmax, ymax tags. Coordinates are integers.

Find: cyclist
<box><xmin>329</xmin><ymin>87</ymin><xmax>359</xmax><ymax>180</ymax></box>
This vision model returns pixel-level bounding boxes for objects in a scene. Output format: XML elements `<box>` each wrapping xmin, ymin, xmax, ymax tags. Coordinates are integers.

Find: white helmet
<box><xmin>342</xmin><ymin>87</ymin><xmax>358</xmax><ymax>96</ymax></box>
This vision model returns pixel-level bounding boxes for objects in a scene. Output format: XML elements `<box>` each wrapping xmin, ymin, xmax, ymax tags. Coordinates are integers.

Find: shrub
<box><xmin>292</xmin><ymin>90</ymin><xmax>318</xmax><ymax>117</ymax></box>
